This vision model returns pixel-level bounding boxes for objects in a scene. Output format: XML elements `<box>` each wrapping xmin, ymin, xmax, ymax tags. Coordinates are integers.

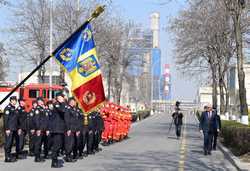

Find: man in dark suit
<box><xmin>199</xmin><ymin>104</ymin><xmax>219</xmax><ymax>155</ymax></box>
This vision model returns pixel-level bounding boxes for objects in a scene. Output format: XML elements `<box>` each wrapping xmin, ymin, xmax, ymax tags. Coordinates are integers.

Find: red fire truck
<box><xmin>0</xmin><ymin>83</ymin><xmax>65</xmax><ymax>112</ymax></box>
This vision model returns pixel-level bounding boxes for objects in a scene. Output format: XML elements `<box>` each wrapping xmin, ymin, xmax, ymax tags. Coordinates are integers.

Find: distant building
<box><xmin>125</xmin><ymin>25</ymin><xmax>153</xmax><ymax>108</ymax></box>
<box><xmin>18</xmin><ymin>71</ymin><xmax>62</xmax><ymax>86</ymax></box>
<box><xmin>150</xmin><ymin>12</ymin><xmax>160</xmax><ymax>48</ymax></box>
<box><xmin>198</xmin><ymin>87</ymin><xmax>221</xmax><ymax>107</ymax></box>
<box><xmin>150</xmin><ymin>12</ymin><xmax>162</xmax><ymax>102</ymax></box>
<box><xmin>151</xmin><ymin>48</ymin><xmax>161</xmax><ymax>100</ymax></box>
<box><xmin>227</xmin><ymin>64</ymin><xmax>250</xmax><ymax>106</ymax></box>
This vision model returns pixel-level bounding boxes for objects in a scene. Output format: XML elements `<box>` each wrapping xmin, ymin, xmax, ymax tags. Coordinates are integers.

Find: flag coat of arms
<box><xmin>53</xmin><ymin>22</ymin><xmax>105</xmax><ymax>112</ymax></box>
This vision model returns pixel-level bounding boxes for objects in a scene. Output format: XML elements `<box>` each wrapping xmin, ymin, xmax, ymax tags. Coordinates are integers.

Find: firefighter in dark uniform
<box><xmin>28</xmin><ymin>100</ymin><xmax>37</xmax><ymax>156</ymax></box>
<box><xmin>16</xmin><ymin>98</ymin><xmax>27</xmax><ymax>159</ymax></box>
<box><xmin>46</xmin><ymin>100</ymin><xmax>54</xmax><ymax>155</ymax></box>
<box><xmin>93</xmin><ymin>111</ymin><xmax>104</xmax><ymax>152</ymax></box>
<box><xmin>64</xmin><ymin>97</ymin><xmax>82</xmax><ymax>162</ymax></box>
<box><xmin>50</xmin><ymin>92</ymin><xmax>66</xmax><ymax>168</ymax></box>
<box><xmin>3</xmin><ymin>96</ymin><xmax>18</xmax><ymax>162</ymax></box>
<box><xmin>79</xmin><ymin>113</ymin><xmax>88</xmax><ymax>158</ymax></box>
<box><xmin>34</xmin><ymin>97</ymin><xmax>50</xmax><ymax>162</ymax></box>
<box><xmin>87</xmin><ymin>112</ymin><xmax>95</xmax><ymax>155</ymax></box>
<box><xmin>75</xmin><ymin>106</ymin><xmax>84</xmax><ymax>159</ymax></box>
<box><xmin>92</xmin><ymin>112</ymin><xmax>98</xmax><ymax>152</ymax></box>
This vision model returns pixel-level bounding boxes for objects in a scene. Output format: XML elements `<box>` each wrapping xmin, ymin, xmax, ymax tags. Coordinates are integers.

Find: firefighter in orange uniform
<box><xmin>100</xmin><ymin>102</ymin><xmax>132</xmax><ymax>144</ymax></box>
<box><xmin>113</xmin><ymin>109</ymin><xmax>119</xmax><ymax>142</ymax></box>
<box><xmin>101</xmin><ymin>105</ymin><xmax>110</xmax><ymax>146</ymax></box>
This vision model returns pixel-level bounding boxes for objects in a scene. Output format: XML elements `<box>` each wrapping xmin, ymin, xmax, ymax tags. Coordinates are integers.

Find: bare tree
<box><xmin>223</xmin><ymin>0</ymin><xmax>249</xmax><ymax>117</ymax></box>
<box><xmin>170</xmin><ymin>0</ymin><xmax>234</xmax><ymax>111</ymax></box>
<box><xmin>204</xmin><ymin>0</ymin><xmax>234</xmax><ymax>114</ymax></box>
<box><xmin>95</xmin><ymin>17</ymin><xmax>144</xmax><ymax>104</ymax></box>
<box><xmin>100</xmin><ymin>19</ymin><xmax>133</xmax><ymax>104</ymax></box>
<box><xmin>10</xmin><ymin>0</ymin><xmax>50</xmax><ymax>83</ymax></box>
<box><xmin>0</xmin><ymin>43</ymin><xmax>8</xmax><ymax>81</ymax></box>
<box><xmin>0</xmin><ymin>0</ymin><xmax>8</xmax><ymax>5</ymax></box>
<box><xmin>0</xmin><ymin>1</ymin><xmax>8</xmax><ymax>81</ymax></box>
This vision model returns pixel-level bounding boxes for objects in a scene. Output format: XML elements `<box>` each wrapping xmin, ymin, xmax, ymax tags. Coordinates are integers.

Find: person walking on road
<box><xmin>172</xmin><ymin>108</ymin><xmax>183</xmax><ymax>139</ymax></box>
<box><xmin>199</xmin><ymin>104</ymin><xmax>219</xmax><ymax>155</ymax></box>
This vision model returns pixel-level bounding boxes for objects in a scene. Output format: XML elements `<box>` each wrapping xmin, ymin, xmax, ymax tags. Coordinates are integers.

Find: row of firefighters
<box><xmin>2</xmin><ymin>93</ymin><xmax>132</xmax><ymax>168</ymax></box>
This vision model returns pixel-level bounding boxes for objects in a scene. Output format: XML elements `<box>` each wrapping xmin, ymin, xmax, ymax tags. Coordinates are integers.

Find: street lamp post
<box><xmin>49</xmin><ymin>0</ymin><xmax>53</xmax><ymax>100</ymax></box>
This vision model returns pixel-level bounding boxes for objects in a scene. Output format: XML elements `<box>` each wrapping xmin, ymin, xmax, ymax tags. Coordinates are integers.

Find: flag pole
<box><xmin>0</xmin><ymin>5</ymin><xmax>105</xmax><ymax>105</ymax></box>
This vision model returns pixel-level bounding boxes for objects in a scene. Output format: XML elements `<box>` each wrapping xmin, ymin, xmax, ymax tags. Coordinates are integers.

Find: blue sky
<box><xmin>0</xmin><ymin>0</ymin><xmax>198</xmax><ymax>101</ymax></box>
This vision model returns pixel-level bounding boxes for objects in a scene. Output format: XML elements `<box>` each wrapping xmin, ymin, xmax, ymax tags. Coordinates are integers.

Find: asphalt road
<box><xmin>0</xmin><ymin>111</ymin><xmax>237</xmax><ymax>171</ymax></box>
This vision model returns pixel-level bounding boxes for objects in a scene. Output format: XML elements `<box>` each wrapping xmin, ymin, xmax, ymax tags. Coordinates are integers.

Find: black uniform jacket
<box><xmin>50</xmin><ymin>102</ymin><xmax>66</xmax><ymax>133</ymax></box>
<box><xmin>34</xmin><ymin>105</ymin><xmax>50</xmax><ymax>131</ymax></box>
<box><xmin>28</xmin><ymin>108</ymin><xmax>36</xmax><ymax>131</ymax></box>
<box><xmin>65</xmin><ymin>105</ymin><xmax>82</xmax><ymax>132</ymax></box>
<box><xmin>3</xmin><ymin>103</ymin><xmax>18</xmax><ymax>131</ymax></box>
<box><xmin>17</xmin><ymin>106</ymin><xmax>27</xmax><ymax>131</ymax></box>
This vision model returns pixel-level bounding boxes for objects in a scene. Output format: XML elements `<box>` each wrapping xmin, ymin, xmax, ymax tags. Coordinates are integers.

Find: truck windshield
<box><xmin>29</xmin><ymin>89</ymin><xmax>40</xmax><ymax>98</ymax></box>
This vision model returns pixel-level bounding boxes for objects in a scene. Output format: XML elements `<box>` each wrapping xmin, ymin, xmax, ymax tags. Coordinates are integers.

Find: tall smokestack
<box><xmin>150</xmin><ymin>12</ymin><xmax>160</xmax><ymax>48</ymax></box>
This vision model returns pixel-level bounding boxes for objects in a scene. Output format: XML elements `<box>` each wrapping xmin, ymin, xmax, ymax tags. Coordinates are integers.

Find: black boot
<box><xmin>35</xmin><ymin>155</ymin><xmax>45</xmax><ymax>162</ymax></box>
<box><xmin>64</xmin><ymin>156</ymin><xmax>76</xmax><ymax>162</ymax></box>
<box><xmin>83</xmin><ymin>152</ymin><xmax>88</xmax><ymax>157</ymax></box>
<box><xmin>16</xmin><ymin>153</ymin><xmax>26</xmax><ymax>160</ymax></box>
<box><xmin>78</xmin><ymin>153</ymin><xmax>83</xmax><ymax>159</ymax></box>
<box><xmin>29</xmin><ymin>151</ymin><xmax>34</xmax><ymax>156</ymax></box>
<box><xmin>87</xmin><ymin>151</ymin><xmax>95</xmax><ymax>155</ymax></box>
<box><xmin>51</xmin><ymin>159</ymin><xmax>62</xmax><ymax>168</ymax></box>
<box><xmin>204</xmin><ymin>150</ymin><xmax>207</xmax><ymax>156</ymax></box>
<box><xmin>5</xmin><ymin>155</ymin><xmax>17</xmax><ymax>163</ymax></box>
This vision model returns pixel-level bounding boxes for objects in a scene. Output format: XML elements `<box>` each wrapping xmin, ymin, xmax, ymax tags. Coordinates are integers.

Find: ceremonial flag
<box><xmin>53</xmin><ymin>22</ymin><xmax>105</xmax><ymax>112</ymax></box>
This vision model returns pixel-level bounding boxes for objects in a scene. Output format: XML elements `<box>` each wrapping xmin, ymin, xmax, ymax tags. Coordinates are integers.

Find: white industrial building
<box><xmin>198</xmin><ymin>87</ymin><xmax>221</xmax><ymax>107</ymax></box>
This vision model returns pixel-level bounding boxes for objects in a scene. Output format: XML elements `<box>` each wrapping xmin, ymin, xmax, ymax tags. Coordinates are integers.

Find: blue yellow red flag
<box><xmin>53</xmin><ymin>22</ymin><xmax>105</xmax><ymax>112</ymax></box>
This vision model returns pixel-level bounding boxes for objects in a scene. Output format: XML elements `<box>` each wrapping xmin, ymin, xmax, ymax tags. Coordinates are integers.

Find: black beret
<box><xmin>32</xmin><ymin>100</ymin><xmax>37</xmax><ymax>105</ymax></box>
<box><xmin>18</xmin><ymin>98</ymin><xmax>25</xmax><ymax>102</ymax></box>
<box><xmin>36</xmin><ymin>97</ymin><xmax>44</xmax><ymax>102</ymax></box>
<box><xmin>56</xmin><ymin>92</ymin><xmax>64</xmax><ymax>97</ymax></box>
<box><xmin>68</xmin><ymin>97</ymin><xmax>75</xmax><ymax>102</ymax></box>
<box><xmin>10</xmin><ymin>96</ymin><xmax>17</xmax><ymax>101</ymax></box>
<box><xmin>46</xmin><ymin>100</ymin><xmax>53</xmax><ymax>105</ymax></box>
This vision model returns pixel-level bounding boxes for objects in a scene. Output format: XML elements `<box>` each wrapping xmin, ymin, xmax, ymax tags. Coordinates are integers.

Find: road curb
<box><xmin>218</xmin><ymin>142</ymin><xmax>250</xmax><ymax>171</ymax></box>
